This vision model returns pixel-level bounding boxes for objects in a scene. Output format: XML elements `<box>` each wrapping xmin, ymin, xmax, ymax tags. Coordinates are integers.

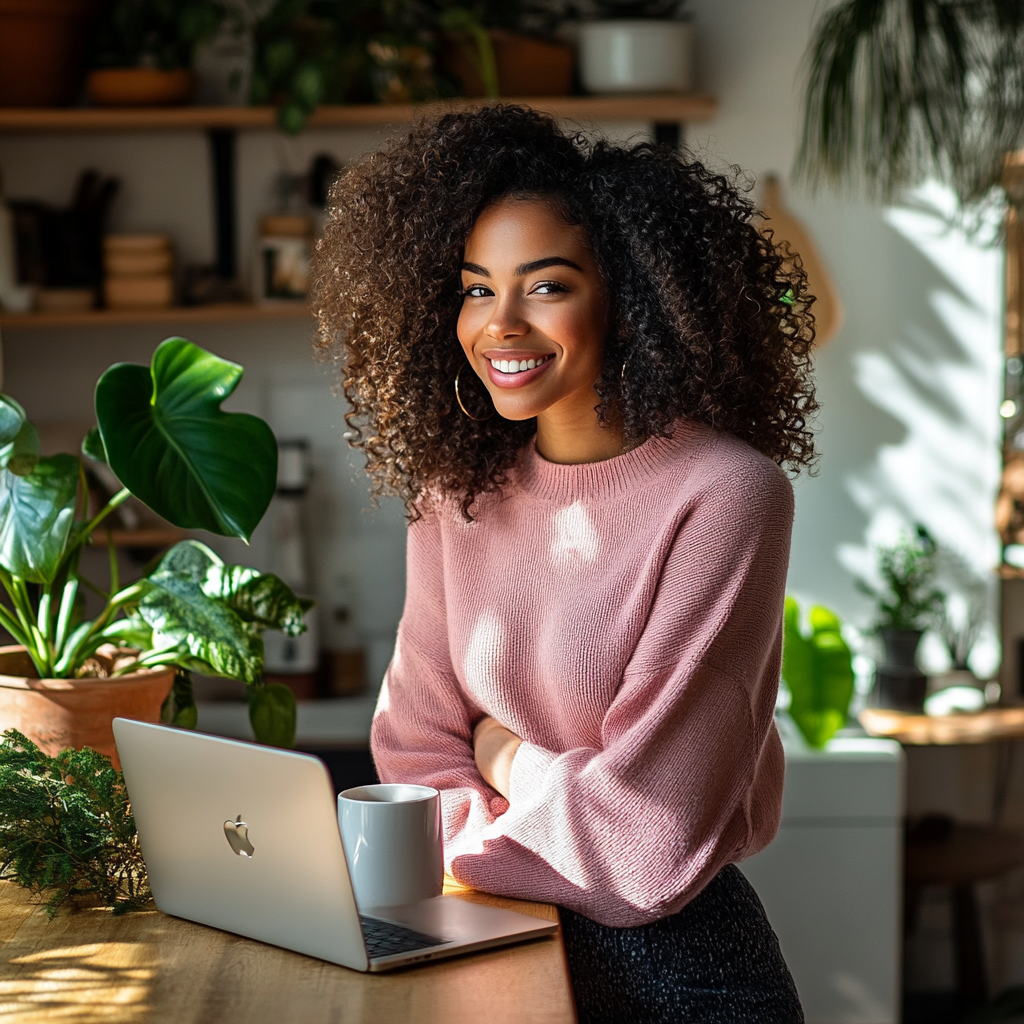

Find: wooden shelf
<box><xmin>0</xmin><ymin>95</ymin><xmax>718</xmax><ymax>134</ymax></box>
<box><xmin>0</xmin><ymin>301</ymin><xmax>311</xmax><ymax>330</ymax></box>
<box><xmin>860</xmin><ymin>705</ymin><xmax>1024</xmax><ymax>745</ymax></box>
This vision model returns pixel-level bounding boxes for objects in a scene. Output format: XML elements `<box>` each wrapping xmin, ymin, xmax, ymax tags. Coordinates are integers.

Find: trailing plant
<box><xmin>798</xmin><ymin>0</ymin><xmax>1024</xmax><ymax>209</ymax></box>
<box><xmin>0</xmin><ymin>336</ymin><xmax>309</xmax><ymax>747</ymax></box>
<box><xmin>89</xmin><ymin>0</ymin><xmax>227</xmax><ymax>71</ymax></box>
<box><xmin>0</xmin><ymin>729</ymin><xmax>149</xmax><ymax>916</ymax></box>
<box><xmin>782</xmin><ymin>597</ymin><xmax>855</xmax><ymax>749</ymax></box>
<box><xmin>856</xmin><ymin>523</ymin><xmax>943</xmax><ymax>633</ymax></box>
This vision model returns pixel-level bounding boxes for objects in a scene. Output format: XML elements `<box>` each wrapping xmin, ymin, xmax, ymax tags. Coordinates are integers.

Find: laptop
<box><xmin>113</xmin><ymin>718</ymin><xmax>557</xmax><ymax>971</ymax></box>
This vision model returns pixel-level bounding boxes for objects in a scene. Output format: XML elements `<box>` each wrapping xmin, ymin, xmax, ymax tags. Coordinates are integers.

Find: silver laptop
<box><xmin>113</xmin><ymin>718</ymin><xmax>557</xmax><ymax>971</ymax></box>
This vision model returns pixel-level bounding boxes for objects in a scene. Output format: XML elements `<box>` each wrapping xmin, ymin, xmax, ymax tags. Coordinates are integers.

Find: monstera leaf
<box><xmin>0</xmin><ymin>456</ymin><xmax>80</xmax><ymax>584</ymax></box>
<box><xmin>782</xmin><ymin>597</ymin><xmax>855</xmax><ymax>749</ymax></box>
<box><xmin>95</xmin><ymin>338</ymin><xmax>277</xmax><ymax>542</ymax></box>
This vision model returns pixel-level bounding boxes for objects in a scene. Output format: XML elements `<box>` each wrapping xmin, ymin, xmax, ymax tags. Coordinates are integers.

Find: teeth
<box><xmin>489</xmin><ymin>355</ymin><xmax>549</xmax><ymax>374</ymax></box>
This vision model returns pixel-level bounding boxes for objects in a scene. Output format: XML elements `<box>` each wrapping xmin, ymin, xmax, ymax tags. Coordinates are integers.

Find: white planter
<box><xmin>579</xmin><ymin>20</ymin><xmax>694</xmax><ymax>95</ymax></box>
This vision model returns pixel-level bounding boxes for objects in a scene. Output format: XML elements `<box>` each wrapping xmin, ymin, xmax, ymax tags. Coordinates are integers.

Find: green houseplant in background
<box><xmin>782</xmin><ymin>596</ymin><xmax>855</xmax><ymax>749</ymax></box>
<box><xmin>0</xmin><ymin>336</ymin><xmax>309</xmax><ymax>752</ymax></box>
<box><xmin>857</xmin><ymin>523</ymin><xmax>942</xmax><ymax>711</ymax></box>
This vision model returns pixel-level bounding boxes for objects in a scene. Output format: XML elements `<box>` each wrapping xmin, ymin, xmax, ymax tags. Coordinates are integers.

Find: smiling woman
<box><xmin>311</xmin><ymin>106</ymin><xmax>815</xmax><ymax>1024</ymax></box>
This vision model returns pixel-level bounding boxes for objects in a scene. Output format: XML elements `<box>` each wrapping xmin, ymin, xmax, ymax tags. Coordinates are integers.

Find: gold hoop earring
<box><xmin>454</xmin><ymin>367</ymin><xmax>493</xmax><ymax>421</ymax></box>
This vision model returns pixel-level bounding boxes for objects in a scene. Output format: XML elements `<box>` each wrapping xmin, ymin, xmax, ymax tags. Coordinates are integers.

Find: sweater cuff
<box><xmin>508</xmin><ymin>741</ymin><xmax>558</xmax><ymax>806</ymax></box>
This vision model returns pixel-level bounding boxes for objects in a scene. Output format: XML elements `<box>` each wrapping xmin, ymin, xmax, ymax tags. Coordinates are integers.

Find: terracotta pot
<box><xmin>439</xmin><ymin>30</ymin><xmax>574</xmax><ymax>98</ymax></box>
<box><xmin>0</xmin><ymin>0</ymin><xmax>96</xmax><ymax>107</ymax></box>
<box><xmin>0</xmin><ymin>646</ymin><xmax>175</xmax><ymax>769</ymax></box>
<box><xmin>87</xmin><ymin>68</ymin><xmax>197</xmax><ymax>108</ymax></box>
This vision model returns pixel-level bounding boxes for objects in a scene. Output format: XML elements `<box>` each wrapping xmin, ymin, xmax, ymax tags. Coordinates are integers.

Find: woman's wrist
<box><xmin>473</xmin><ymin>716</ymin><xmax>523</xmax><ymax>800</ymax></box>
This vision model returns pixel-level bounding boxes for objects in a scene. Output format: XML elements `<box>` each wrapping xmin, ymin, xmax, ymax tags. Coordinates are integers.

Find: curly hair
<box><xmin>312</xmin><ymin>104</ymin><xmax>818</xmax><ymax>518</ymax></box>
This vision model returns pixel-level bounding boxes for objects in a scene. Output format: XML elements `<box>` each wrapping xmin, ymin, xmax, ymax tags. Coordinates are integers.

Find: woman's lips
<box><xmin>484</xmin><ymin>356</ymin><xmax>553</xmax><ymax>389</ymax></box>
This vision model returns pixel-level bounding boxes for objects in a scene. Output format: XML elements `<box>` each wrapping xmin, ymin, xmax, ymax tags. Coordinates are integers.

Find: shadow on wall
<box><xmin>787</xmin><ymin>184</ymin><xmax>1002</xmax><ymax>651</ymax></box>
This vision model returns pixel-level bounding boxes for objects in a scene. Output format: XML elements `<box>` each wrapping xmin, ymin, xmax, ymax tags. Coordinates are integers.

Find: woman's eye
<box><xmin>462</xmin><ymin>284</ymin><xmax>491</xmax><ymax>298</ymax></box>
<box><xmin>532</xmin><ymin>281</ymin><xmax>568</xmax><ymax>295</ymax></box>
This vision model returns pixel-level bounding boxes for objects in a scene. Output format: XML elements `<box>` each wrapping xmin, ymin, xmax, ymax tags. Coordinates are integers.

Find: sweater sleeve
<box><xmin>371</xmin><ymin>512</ymin><xmax>509</xmax><ymax>851</ymax></box>
<box><xmin>445</xmin><ymin>467</ymin><xmax>792</xmax><ymax>927</ymax></box>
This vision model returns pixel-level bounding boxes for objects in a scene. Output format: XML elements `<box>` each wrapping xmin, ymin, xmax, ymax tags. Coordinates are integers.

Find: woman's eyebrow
<box><xmin>515</xmin><ymin>256</ymin><xmax>584</xmax><ymax>276</ymax></box>
<box><xmin>460</xmin><ymin>256</ymin><xmax>585</xmax><ymax>278</ymax></box>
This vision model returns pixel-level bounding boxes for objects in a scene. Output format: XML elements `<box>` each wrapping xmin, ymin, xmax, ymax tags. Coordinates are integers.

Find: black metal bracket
<box><xmin>207</xmin><ymin>128</ymin><xmax>237</xmax><ymax>281</ymax></box>
<box><xmin>653</xmin><ymin>122</ymin><xmax>683</xmax><ymax>151</ymax></box>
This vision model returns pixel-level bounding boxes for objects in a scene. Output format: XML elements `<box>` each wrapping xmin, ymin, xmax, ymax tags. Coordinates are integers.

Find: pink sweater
<box><xmin>371</xmin><ymin>421</ymin><xmax>793</xmax><ymax>927</ymax></box>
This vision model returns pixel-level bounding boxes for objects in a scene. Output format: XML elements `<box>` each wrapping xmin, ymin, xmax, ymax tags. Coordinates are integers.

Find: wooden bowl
<box><xmin>87</xmin><ymin>68</ymin><xmax>196</xmax><ymax>107</ymax></box>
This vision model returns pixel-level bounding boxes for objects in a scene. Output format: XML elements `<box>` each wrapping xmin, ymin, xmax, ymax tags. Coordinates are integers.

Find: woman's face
<box><xmin>457</xmin><ymin>198</ymin><xmax>609</xmax><ymax>425</ymax></box>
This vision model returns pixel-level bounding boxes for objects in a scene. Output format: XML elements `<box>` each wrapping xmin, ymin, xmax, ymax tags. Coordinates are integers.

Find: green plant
<box><xmin>89</xmin><ymin>0</ymin><xmax>227</xmax><ymax>71</ymax></box>
<box><xmin>249</xmin><ymin>0</ymin><xmax>391</xmax><ymax>133</ymax></box>
<box><xmin>856</xmin><ymin>524</ymin><xmax>943</xmax><ymax>632</ymax></box>
<box><xmin>0</xmin><ymin>336</ymin><xmax>310</xmax><ymax>747</ymax></box>
<box><xmin>798</xmin><ymin>0</ymin><xmax>1024</xmax><ymax>209</ymax></box>
<box><xmin>0</xmin><ymin>729</ymin><xmax>149</xmax><ymax>916</ymax></box>
<box><xmin>782</xmin><ymin>597</ymin><xmax>855</xmax><ymax>749</ymax></box>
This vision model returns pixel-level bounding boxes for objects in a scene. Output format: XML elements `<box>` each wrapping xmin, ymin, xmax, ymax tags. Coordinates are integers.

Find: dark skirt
<box><xmin>559</xmin><ymin>864</ymin><xmax>804</xmax><ymax>1024</ymax></box>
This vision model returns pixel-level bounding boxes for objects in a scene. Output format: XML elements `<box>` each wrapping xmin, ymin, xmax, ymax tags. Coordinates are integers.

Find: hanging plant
<box><xmin>798</xmin><ymin>0</ymin><xmax>1024</xmax><ymax>208</ymax></box>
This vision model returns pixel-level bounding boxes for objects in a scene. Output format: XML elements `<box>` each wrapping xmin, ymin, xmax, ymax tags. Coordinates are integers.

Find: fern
<box><xmin>0</xmin><ymin>729</ymin><xmax>150</xmax><ymax>916</ymax></box>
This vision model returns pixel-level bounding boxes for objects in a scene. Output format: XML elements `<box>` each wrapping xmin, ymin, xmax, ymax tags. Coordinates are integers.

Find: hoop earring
<box><xmin>454</xmin><ymin>367</ymin><xmax>493</xmax><ymax>421</ymax></box>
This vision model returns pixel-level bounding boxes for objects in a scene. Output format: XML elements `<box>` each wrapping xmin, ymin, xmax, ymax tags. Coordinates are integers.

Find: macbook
<box><xmin>113</xmin><ymin>718</ymin><xmax>557</xmax><ymax>971</ymax></box>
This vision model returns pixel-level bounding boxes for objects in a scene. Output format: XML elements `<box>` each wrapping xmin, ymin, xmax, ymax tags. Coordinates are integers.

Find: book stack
<box><xmin>103</xmin><ymin>234</ymin><xmax>173</xmax><ymax>309</ymax></box>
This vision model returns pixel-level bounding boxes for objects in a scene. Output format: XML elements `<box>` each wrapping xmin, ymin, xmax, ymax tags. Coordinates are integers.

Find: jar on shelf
<box><xmin>255</xmin><ymin>215</ymin><xmax>312</xmax><ymax>304</ymax></box>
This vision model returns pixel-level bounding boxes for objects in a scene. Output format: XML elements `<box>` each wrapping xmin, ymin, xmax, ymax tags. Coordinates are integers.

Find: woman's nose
<box><xmin>485</xmin><ymin>296</ymin><xmax>529</xmax><ymax>340</ymax></box>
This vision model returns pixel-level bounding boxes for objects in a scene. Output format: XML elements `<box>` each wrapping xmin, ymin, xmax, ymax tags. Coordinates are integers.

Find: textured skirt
<box><xmin>559</xmin><ymin>864</ymin><xmax>804</xmax><ymax>1024</ymax></box>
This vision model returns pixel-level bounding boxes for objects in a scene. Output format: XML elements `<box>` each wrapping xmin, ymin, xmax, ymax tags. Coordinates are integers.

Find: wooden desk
<box><xmin>0</xmin><ymin>879</ymin><xmax>577</xmax><ymax>1024</ymax></box>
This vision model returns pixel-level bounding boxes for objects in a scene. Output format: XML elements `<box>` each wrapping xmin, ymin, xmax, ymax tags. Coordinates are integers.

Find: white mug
<box><xmin>338</xmin><ymin>783</ymin><xmax>443</xmax><ymax>910</ymax></box>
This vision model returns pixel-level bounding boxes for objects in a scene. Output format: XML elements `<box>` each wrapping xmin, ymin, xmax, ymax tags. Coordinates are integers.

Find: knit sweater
<box><xmin>370</xmin><ymin>421</ymin><xmax>793</xmax><ymax>928</ymax></box>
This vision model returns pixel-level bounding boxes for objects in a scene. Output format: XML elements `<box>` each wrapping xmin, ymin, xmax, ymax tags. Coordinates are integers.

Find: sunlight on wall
<box><xmin>798</xmin><ymin>183</ymin><xmax>1003</xmax><ymax>673</ymax></box>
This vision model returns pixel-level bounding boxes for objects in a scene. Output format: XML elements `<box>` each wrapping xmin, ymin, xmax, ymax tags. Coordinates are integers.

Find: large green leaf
<box><xmin>0</xmin><ymin>455</ymin><xmax>80</xmax><ymax>584</ymax></box>
<box><xmin>248</xmin><ymin>683</ymin><xmax>296</xmax><ymax>748</ymax></box>
<box><xmin>0</xmin><ymin>395</ymin><xmax>25</xmax><ymax>445</ymax></box>
<box><xmin>94</xmin><ymin>338</ymin><xmax>277</xmax><ymax>542</ymax></box>
<box><xmin>155</xmin><ymin>540</ymin><xmax>312</xmax><ymax>636</ymax></box>
<box><xmin>203</xmin><ymin>565</ymin><xmax>313</xmax><ymax>636</ymax></box>
<box><xmin>782</xmin><ymin>597</ymin><xmax>855</xmax><ymax>749</ymax></box>
<box><xmin>139</xmin><ymin>571</ymin><xmax>264</xmax><ymax>683</ymax></box>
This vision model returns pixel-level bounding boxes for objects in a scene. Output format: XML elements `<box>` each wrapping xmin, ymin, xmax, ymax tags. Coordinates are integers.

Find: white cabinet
<box><xmin>741</xmin><ymin>736</ymin><xmax>905</xmax><ymax>1024</ymax></box>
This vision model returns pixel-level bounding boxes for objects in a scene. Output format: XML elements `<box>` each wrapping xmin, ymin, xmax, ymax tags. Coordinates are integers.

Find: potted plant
<box><xmin>857</xmin><ymin>524</ymin><xmax>943</xmax><ymax>711</ymax></box>
<box><xmin>782</xmin><ymin>597</ymin><xmax>855</xmax><ymax>749</ymax></box>
<box><xmin>0</xmin><ymin>336</ymin><xmax>309</xmax><ymax>765</ymax></box>
<box><xmin>578</xmin><ymin>0</ymin><xmax>693</xmax><ymax>96</ymax></box>
<box><xmin>0</xmin><ymin>0</ymin><xmax>97</xmax><ymax>107</ymax></box>
<box><xmin>86</xmin><ymin>0</ymin><xmax>227</xmax><ymax>106</ymax></box>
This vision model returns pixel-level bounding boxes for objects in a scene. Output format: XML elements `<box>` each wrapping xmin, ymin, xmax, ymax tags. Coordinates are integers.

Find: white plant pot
<box><xmin>579</xmin><ymin>20</ymin><xmax>694</xmax><ymax>95</ymax></box>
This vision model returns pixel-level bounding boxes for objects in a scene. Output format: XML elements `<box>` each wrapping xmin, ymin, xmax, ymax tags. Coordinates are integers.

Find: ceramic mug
<box><xmin>338</xmin><ymin>783</ymin><xmax>443</xmax><ymax>910</ymax></box>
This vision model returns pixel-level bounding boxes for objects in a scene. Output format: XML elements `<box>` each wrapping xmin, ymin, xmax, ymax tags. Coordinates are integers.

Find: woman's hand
<box><xmin>473</xmin><ymin>716</ymin><xmax>523</xmax><ymax>801</ymax></box>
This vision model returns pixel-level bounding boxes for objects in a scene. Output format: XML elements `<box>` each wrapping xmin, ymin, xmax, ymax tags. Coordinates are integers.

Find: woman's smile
<box><xmin>484</xmin><ymin>352</ymin><xmax>554</xmax><ymax>386</ymax></box>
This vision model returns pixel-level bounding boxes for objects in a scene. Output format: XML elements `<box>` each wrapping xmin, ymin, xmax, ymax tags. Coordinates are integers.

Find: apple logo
<box><xmin>223</xmin><ymin>815</ymin><xmax>255</xmax><ymax>858</ymax></box>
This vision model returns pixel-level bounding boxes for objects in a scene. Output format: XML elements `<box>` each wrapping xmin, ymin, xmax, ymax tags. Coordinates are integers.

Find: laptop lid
<box><xmin>113</xmin><ymin>718</ymin><xmax>370</xmax><ymax>971</ymax></box>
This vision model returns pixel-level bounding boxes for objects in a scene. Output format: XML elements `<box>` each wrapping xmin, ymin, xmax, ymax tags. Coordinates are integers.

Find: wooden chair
<box><xmin>905</xmin><ymin>815</ymin><xmax>1024</xmax><ymax>1001</ymax></box>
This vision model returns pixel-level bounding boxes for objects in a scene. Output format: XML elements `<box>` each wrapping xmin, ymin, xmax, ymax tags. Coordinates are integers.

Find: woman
<box><xmin>312</xmin><ymin>104</ymin><xmax>817</xmax><ymax>1023</ymax></box>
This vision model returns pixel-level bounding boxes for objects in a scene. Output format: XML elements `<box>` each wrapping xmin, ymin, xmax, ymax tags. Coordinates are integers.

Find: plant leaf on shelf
<box><xmin>0</xmin><ymin>455</ymin><xmax>80</xmax><ymax>584</ymax></box>
<box><xmin>95</xmin><ymin>337</ymin><xmax>277</xmax><ymax>543</ymax></box>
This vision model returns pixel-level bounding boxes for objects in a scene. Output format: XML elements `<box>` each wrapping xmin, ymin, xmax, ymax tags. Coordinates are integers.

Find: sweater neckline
<box><xmin>516</xmin><ymin>420</ymin><xmax>701</xmax><ymax>502</ymax></box>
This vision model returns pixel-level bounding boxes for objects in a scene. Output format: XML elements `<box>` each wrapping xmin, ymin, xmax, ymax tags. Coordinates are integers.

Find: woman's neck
<box><xmin>535</xmin><ymin>406</ymin><xmax>625</xmax><ymax>465</ymax></box>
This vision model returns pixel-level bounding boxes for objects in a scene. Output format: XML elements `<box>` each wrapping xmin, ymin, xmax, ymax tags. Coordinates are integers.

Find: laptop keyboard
<box><xmin>359</xmin><ymin>914</ymin><xmax>444</xmax><ymax>959</ymax></box>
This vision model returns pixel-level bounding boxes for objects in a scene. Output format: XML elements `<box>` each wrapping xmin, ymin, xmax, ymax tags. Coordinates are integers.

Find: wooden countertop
<box><xmin>860</xmin><ymin>705</ymin><xmax>1024</xmax><ymax>745</ymax></box>
<box><xmin>0</xmin><ymin>878</ymin><xmax>576</xmax><ymax>1024</ymax></box>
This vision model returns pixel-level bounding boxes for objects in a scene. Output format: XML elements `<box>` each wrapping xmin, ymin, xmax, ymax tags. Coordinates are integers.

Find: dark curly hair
<box><xmin>312</xmin><ymin>104</ymin><xmax>818</xmax><ymax>518</ymax></box>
